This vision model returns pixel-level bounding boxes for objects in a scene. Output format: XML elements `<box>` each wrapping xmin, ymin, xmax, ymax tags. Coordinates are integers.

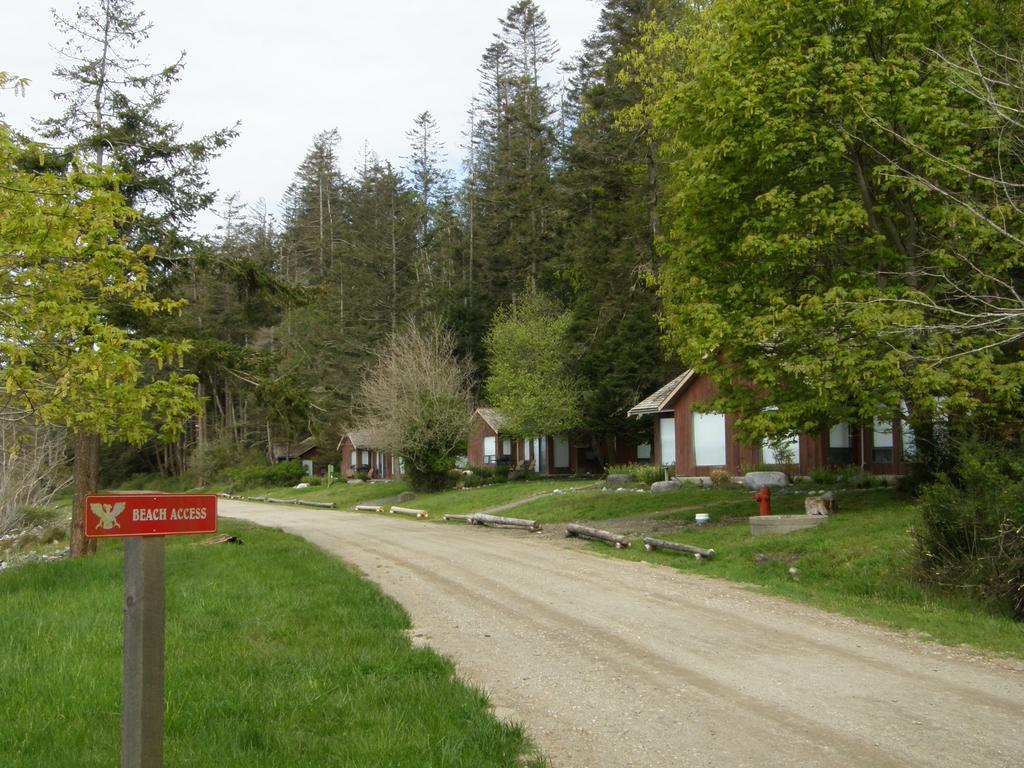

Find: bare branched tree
<box><xmin>0</xmin><ymin>410</ymin><xmax>72</xmax><ymax>536</ymax></box>
<box><xmin>859</xmin><ymin>41</ymin><xmax>1024</xmax><ymax>363</ymax></box>
<box><xmin>355</xmin><ymin>318</ymin><xmax>474</xmax><ymax>491</ymax></box>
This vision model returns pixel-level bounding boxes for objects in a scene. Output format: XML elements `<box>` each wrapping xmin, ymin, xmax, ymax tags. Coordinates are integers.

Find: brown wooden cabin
<box><xmin>468</xmin><ymin>408</ymin><xmax>641</xmax><ymax>475</ymax></box>
<box><xmin>628</xmin><ymin>371</ymin><xmax>916</xmax><ymax>477</ymax></box>
<box><xmin>272</xmin><ymin>436</ymin><xmax>334</xmax><ymax>476</ymax></box>
<box><xmin>337</xmin><ymin>430</ymin><xmax>402</xmax><ymax>480</ymax></box>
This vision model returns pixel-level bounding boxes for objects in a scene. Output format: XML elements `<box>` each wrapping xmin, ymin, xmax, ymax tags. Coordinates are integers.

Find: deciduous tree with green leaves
<box><xmin>0</xmin><ymin>121</ymin><xmax>196</xmax><ymax>555</ymax></box>
<box><xmin>484</xmin><ymin>291</ymin><xmax>582</xmax><ymax>439</ymax></box>
<box><xmin>639</xmin><ymin>0</ymin><xmax>1024</xmax><ymax>451</ymax></box>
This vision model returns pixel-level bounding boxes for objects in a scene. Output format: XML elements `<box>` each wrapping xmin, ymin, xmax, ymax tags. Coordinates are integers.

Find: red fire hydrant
<box><xmin>754</xmin><ymin>484</ymin><xmax>772</xmax><ymax>517</ymax></box>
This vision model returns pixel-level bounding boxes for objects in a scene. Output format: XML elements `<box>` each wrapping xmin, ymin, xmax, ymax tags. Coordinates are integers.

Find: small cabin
<box><xmin>628</xmin><ymin>371</ymin><xmax>916</xmax><ymax>477</ymax></box>
<box><xmin>468</xmin><ymin>407</ymin><xmax>632</xmax><ymax>475</ymax></box>
<box><xmin>272</xmin><ymin>436</ymin><xmax>333</xmax><ymax>476</ymax></box>
<box><xmin>337</xmin><ymin>430</ymin><xmax>402</xmax><ymax>480</ymax></box>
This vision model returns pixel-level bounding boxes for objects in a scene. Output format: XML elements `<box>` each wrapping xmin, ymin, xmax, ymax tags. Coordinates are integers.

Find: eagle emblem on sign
<box><xmin>89</xmin><ymin>501</ymin><xmax>126</xmax><ymax>530</ymax></box>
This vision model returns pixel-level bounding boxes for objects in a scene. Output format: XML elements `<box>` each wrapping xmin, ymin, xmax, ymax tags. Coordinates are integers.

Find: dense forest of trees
<box><xmin>70</xmin><ymin>0</ymin><xmax>678</xmax><ymax>479</ymax></box>
<box><xmin>4</xmin><ymin>1</ymin><xmax>1024</xmax><ymax>595</ymax></box>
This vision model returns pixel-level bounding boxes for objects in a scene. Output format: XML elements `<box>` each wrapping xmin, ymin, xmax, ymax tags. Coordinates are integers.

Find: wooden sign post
<box><xmin>86</xmin><ymin>493</ymin><xmax>218</xmax><ymax>768</ymax></box>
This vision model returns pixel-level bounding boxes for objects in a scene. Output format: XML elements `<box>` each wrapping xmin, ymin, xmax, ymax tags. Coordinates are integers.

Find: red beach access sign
<box><xmin>85</xmin><ymin>493</ymin><xmax>218</xmax><ymax>538</ymax></box>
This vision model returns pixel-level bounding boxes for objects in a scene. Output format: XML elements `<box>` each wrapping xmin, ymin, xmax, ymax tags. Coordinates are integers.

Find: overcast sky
<box><xmin>2</xmin><ymin>0</ymin><xmax>602</xmax><ymax>232</ymax></box>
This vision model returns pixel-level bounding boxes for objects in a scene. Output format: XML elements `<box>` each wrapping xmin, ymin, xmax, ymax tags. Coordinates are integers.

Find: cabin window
<box><xmin>502</xmin><ymin>437</ymin><xmax>512</xmax><ymax>456</ymax></box>
<box><xmin>659</xmin><ymin>417</ymin><xmax>677</xmax><ymax>467</ymax></box>
<box><xmin>692</xmin><ymin>413</ymin><xmax>727</xmax><ymax>467</ymax></box>
<box><xmin>636</xmin><ymin>442</ymin><xmax>652</xmax><ymax>463</ymax></box>
<box><xmin>302</xmin><ymin>459</ymin><xmax>313</xmax><ymax>476</ymax></box>
<box><xmin>349</xmin><ymin>449</ymin><xmax>356</xmax><ymax>468</ymax></box>
<box><xmin>483</xmin><ymin>436</ymin><xmax>496</xmax><ymax>464</ymax></box>
<box><xmin>829</xmin><ymin>422</ymin><xmax>853</xmax><ymax>465</ymax></box>
<box><xmin>553</xmin><ymin>437</ymin><xmax>570</xmax><ymax>468</ymax></box>
<box><xmin>872</xmin><ymin>418</ymin><xmax>894</xmax><ymax>463</ymax></box>
<box><xmin>763</xmin><ymin>434</ymin><xmax>799</xmax><ymax>465</ymax></box>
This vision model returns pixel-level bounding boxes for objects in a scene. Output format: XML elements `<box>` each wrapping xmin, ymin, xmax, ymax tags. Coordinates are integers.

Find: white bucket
<box><xmin>695</xmin><ymin>513</ymin><xmax>710</xmax><ymax>525</ymax></box>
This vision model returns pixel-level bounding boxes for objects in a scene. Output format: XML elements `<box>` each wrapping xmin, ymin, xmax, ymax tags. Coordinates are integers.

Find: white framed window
<box><xmin>483</xmin><ymin>435</ymin><xmax>496</xmax><ymax>464</ymax></box>
<box><xmin>553</xmin><ymin>437</ymin><xmax>570</xmax><ymax>468</ymax></box>
<box><xmin>636</xmin><ymin>442</ymin><xmax>652</xmax><ymax>462</ymax></box>
<box><xmin>349</xmin><ymin>449</ymin><xmax>356</xmax><ymax>468</ymax></box>
<box><xmin>692</xmin><ymin>413</ymin><xmax>726</xmax><ymax>466</ymax></box>
<box><xmin>302</xmin><ymin>459</ymin><xmax>313</xmax><ymax>476</ymax></box>
<box><xmin>828</xmin><ymin>422</ymin><xmax>853</xmax><ymax>465</ymax></box>
<box><xmin>872</xmin><ymin>418</ymin><xmax>894</xmax><ymax>463</ymax></box>
<box><xmin>502</xmin><ymin>437</ymin><xmax>512</xmax><ymax>456</ymax></box>
<box><xmin>659</xmin><ymin>417</ymin><xmax>676</xmax><ymax>467</ymax></box>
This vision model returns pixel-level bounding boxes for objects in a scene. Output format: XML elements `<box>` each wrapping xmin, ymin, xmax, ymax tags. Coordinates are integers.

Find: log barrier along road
<box><xmin>221</xmin><ymin>499</ymin><xmax>1024</xmax><ymax>768</ymax></box>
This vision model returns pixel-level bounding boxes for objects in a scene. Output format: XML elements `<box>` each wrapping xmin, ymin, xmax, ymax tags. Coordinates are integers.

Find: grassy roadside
<box><xmin>594</xmin><ymin>488</ymin><xmax>1024</xmax><ymax>658</ymax></box>
<box><xmin>0</xmin><ymin>521</ymin><xmax>543</xmax><ymax>768</ymax></box>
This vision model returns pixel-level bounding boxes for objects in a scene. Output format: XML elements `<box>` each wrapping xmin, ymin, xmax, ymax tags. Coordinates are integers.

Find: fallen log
<box><xmin>296</xmin><ymin>500</ymin><xmax>336</xmax><ymax>509</ymax></box>
<box><xmin>470</xmin><ymin>513</ymin><xmax>542</xmax><ymax>531</ymax></box>
<box><xmin>566</xmin><ymin>523</ymin><xmax>630</xmax><ymax>549</ymax></box>
<box><xmin>442</xmin><ymin>514</ymin><xmax>474</xmax><ymax>523</ymax></box>
<box><xmin>197</xmin><ymin>534</ymin><xmax>243</xmax><ymax>546</ymax></box>
<box><xmin>355</xmin><ymin>504</ymin><xmax>384</xmax><ymax>513</ymax></box>
<box><xmin>266</xmin><ymin>497</ymin><xmax>299</xmax><ymax>505</ymax></box>
<box><xmin>642</xmin><ymin>537</ymin><xmax>715</xmax><ymax>560</ymax></box>
<box><xmin>391</xmin><ymin>506</ymin><xmax>429</xmax><ymax>519</ymax></box>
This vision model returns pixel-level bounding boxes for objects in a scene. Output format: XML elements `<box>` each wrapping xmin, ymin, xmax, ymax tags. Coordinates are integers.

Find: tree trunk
<box><xmin>70</xmin><ymin>431</ymin><xmax>100</xmax><ymax>557</ymax></box>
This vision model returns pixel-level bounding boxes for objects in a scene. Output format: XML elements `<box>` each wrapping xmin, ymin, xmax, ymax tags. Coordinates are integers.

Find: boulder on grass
<box><xmin>650</xmin><ymin>480</ymin><xmax>678</xmax><ymax>493</ymax></box>
<box><xmin>606</xmin><ymin>473</ymin><xmax>636</xmax><ymax>486</ymax></box>
<box><xmin>743</xmin><ymin>471</ymin><xmax>788</xmax><ymax>490</ymax></box>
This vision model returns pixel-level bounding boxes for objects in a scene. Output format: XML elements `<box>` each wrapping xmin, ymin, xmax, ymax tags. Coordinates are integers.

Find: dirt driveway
<box><xmin>222</xmin><ymin>499</ymin><xmax>1024</xmax><ymax>768</ymax></box>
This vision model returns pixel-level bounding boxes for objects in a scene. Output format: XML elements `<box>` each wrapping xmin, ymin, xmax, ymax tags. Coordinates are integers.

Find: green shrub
<box><xmin>708</xmin><ymin>468</ymin><xmax>732</xmax><ymax>487</ymax></box>
<box><xmin>915</xmin><ymin>440</ymin><xmax>1024</xmax><ymax>620</ymax></box>
<box><xmin>462</xmin><ymin>466</ymin><xmax>510</xmax><ymax>488</ymax></box>
<box><xmin>189</xmin><ymin>438</ymin><xmax>266</xmax><ymax>485</ymax></box>
<box><xmin>222</xmin><ymin>460</ymin><xmax>307</xmax><ymax>491</ymax></box>
<box><xmin>809</xmin><ymin>467</ymin><xmax>839</xmax><ymax>484</ymax></box>
<box><xmin>605</xmin><ymin>463</ymin><xmax>665</xmax><ymax>485</ymax></box>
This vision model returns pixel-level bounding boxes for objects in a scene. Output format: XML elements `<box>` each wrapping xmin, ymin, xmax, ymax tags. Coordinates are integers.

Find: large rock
<box><xmin>396</xmin><ymin>491</ymin><xmax>416</xmax><ymax>503</ymax></box>
<box><xmin>650</xmin><ymin>480</ymin><xmax>679</xmax><ymax>493</ymax></box>
<box><xmin>605</xmin><ymin>473</ymin><xmax>636</xmax><ymax>486</ymax></box>
<box><xmin>743</xmin><ymin>471</ymin><xmax>788</xmax><ymax>490</ymax></box>
<box><xmin>805</xmin><ymin>491</ymin><xmax>836</xmax><ymax>516</ymax></box>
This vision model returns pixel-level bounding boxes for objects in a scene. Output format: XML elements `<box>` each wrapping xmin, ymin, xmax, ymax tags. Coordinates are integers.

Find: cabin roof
<box><xmin>627</xmin><ymin>370</ymin><xmax>697</xmax><ymax>417</ymax></box>
<box><xmin>474</xmin><ymin>407</ymin><xmax>507</xmax><ymax>433</ymax></box>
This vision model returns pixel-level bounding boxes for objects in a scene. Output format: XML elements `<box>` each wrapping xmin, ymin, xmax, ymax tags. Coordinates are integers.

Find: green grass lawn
<box><xmin>599</xmin><ymin>488</ymin><xmax>1024</xmax><ymax>658</ymax></box>
<box><xmin>233</xmin><ymin>479</ymin><xmax>409</xmax><ymax>509</ymax></box>
<box><xmin>504</xmin><ymin>483</ymin><xmax>747</xmax><ymax>524</ymax></box>
<box><xmin>0</xmin><ymin>522</ymin><xmax>542</xmax><ymax>768</ymax></box>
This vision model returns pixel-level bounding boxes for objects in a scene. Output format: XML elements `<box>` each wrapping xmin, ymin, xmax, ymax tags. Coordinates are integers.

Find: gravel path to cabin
<box><xmin>222</xmin><ymin>499</ymin><xmax>1024</xmax><ymax>768</ymax></box>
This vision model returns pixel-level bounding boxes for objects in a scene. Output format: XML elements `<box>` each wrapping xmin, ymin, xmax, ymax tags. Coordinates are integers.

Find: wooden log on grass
<box><xmin>355</xmin><ymin>504</ymin><xmax>384</xmax><ymax>513</ymax></box>
<box><xmin>266</xmin><ymin>497</ymin><xmax>299</xmax><ymax>506</ymax></box>
<box><xmin>566</xmin><ymin>523</ymin><xmax>630</xmax><ymax>549</ymax></box>
<box><xmin>391</xmin><ymin>506</ymin><xmax>429</xmax><ymax>519</ymax></box>
<box><xmin>642</xmin><ymin>537</ymin><xmax>715</xmax><ymax>560</ymax></box>
<box><xmin>470</xmin><ymin>513</ymin><xmax>542</xmax><ymax>531</ymax></box>
<box><xmin>297</xmin><ymin>500</ymin><xmax>336</xmax><ymax>509</ymax></box>
<box><xmin>442</xmin><ymin>514</ymin><xmax>474</xmax><ymax>523</ymax></box>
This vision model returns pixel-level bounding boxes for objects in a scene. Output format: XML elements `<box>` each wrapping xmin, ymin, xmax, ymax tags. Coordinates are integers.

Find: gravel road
<box><xmin>221</xmin><ymin>500</ymin><xmax>1024</xmax><ymax>768</ymax></box>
